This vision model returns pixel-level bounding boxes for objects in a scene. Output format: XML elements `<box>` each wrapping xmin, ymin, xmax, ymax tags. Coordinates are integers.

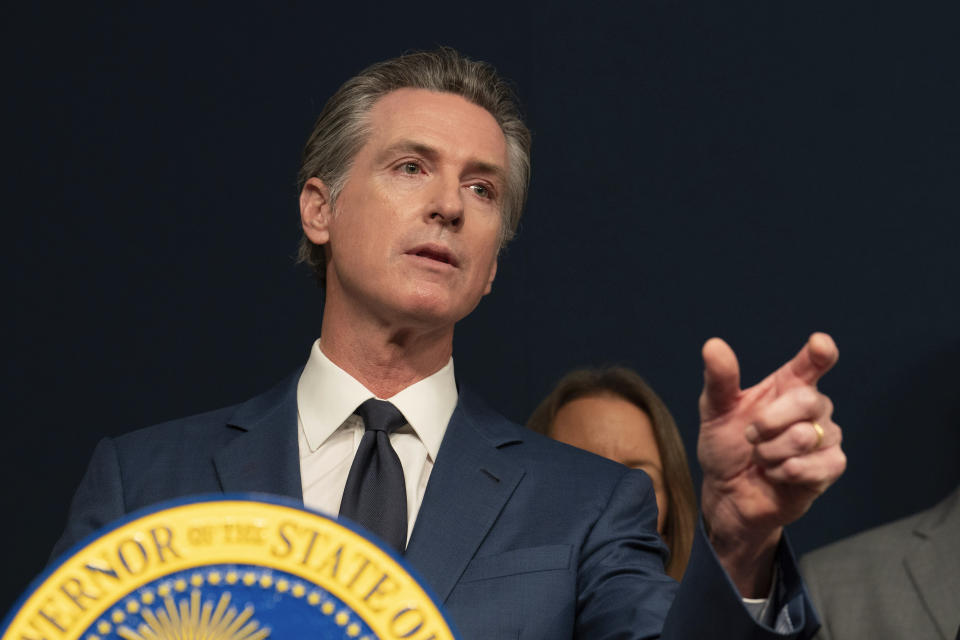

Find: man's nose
<box><xmin>426</xmin><ymin>176</ymin><xmax>464</xmax><ymax>229</ymax></box>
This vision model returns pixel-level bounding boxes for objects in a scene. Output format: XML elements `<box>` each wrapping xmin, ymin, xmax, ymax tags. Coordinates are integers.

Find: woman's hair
<box><xmin>527</xmin><ymin>366</ymin><xmax>697</xmax><ymax>580</ymax></box>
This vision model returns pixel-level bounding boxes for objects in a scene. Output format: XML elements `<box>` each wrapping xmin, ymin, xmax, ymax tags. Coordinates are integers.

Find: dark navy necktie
<box><xmin>338</xmin><ymin>399</ymin><xmax>408</xmax><ymax>552</ymax></box>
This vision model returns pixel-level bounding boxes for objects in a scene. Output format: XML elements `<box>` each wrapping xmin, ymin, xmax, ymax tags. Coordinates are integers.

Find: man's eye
<box><xmin>400</xmin><ymin>162</ymin><xmax>421</xmax><ymax>174</ymax></box>
<box><xmin>470</xmin><ymin>184</ymin><xmax>491</xmax><ymax>199</ymax></box>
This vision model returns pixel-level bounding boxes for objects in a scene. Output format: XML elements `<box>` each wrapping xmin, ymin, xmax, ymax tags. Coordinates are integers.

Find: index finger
<box><xmin>786</xmin><ymin>332</ymin><xmax>839</xmax><ymax>385</ymax></box>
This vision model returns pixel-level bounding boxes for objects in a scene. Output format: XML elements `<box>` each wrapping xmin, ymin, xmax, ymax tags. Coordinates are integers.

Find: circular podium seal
<box><xmin>3</xmin><ymin>496</ymin><xmax>459</xmax><ymax>640</ymax></box>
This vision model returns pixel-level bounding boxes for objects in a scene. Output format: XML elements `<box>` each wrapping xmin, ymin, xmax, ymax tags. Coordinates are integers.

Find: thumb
<box><xmin>701</xmin><ymin>337</ymin><xmax>741</xmax><ymax>419</ymax></box>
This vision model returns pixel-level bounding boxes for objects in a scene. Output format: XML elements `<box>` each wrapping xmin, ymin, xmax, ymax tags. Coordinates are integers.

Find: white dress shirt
<box><xmin>296</xmin><ymin>339</ymin><xmax>457</xmax><ymax>543</ymax></box>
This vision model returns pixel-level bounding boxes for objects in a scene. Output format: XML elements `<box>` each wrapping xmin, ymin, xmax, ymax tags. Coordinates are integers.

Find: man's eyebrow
<box><xmin>467</xmin><ymin>158</ymin><xmax>507</xmax><ymax>185</ymax></box>
<box><xmin>377</xmin><ymin>140</ymin><xmax>439</xmax><ymax>163</ymax></box>
<box><xmin>378</xmin><ymin>139</ymin><xmax>507</xmax><ymax>184</ymax></box>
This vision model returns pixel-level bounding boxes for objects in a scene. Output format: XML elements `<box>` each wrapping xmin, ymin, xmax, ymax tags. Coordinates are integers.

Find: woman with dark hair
<box><xmin>527</xmin><ymin>367</ymin><xmax>697</xmax><ymax>581</ymax></box>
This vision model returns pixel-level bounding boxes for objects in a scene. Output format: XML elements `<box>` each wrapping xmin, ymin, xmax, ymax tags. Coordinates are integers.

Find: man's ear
<box><xmin>482</xmin><ymin>258</ymin><xmax>498</xmax><ymax>295</ymax></box>
<box><xmin>300</xmin><ymin>177</ymin><xmax>333</xmax><ymax>245</ymax></box>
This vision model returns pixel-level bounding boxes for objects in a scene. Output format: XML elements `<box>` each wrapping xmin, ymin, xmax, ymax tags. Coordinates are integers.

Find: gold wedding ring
<box><xmin>811</xmin><ymin>421</ymin><xmax>825</xmax><ymax>449</ymax></box>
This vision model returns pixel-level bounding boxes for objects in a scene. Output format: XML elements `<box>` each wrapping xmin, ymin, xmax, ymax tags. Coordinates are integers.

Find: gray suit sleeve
<box><xmin>50</xmin><ymin>437</ymin><xmax>126</xmax><ymax>563</ymax></box>
<box><xmin>797</xmin><ymin>555</ymin><xmax>830</xmax><ymax>640</ymax></box>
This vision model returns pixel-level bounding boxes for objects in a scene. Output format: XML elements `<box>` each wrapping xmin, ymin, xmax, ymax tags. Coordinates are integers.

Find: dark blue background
<box><xmin>4</xmin><ymin>1</ymin><xmax>959</xmax><ymax>616</ymax></box>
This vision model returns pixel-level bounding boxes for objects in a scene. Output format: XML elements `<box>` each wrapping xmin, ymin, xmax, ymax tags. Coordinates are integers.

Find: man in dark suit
<box><xmin>54</xmin><ymin>48</ymin><xmax>847</xmax><ymax>639</ymax></box>
<box><xmin>799</xmin><ymin>485</ymin><xmax>960</xmax><ymax>640</ymax></box>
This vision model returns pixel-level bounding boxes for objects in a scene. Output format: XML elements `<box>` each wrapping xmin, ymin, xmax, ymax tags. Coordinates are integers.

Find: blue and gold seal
<box><xmin>2</xmin><ymin>496</ymin><xmax>459</xmax><ymax>639</ymax></box>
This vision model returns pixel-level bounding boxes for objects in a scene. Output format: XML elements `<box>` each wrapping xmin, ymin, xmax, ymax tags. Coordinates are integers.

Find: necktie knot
<box><xmin>354</xmin><ymin>398</ymin><xmax>406</xmax><ymax>434</ymax></box>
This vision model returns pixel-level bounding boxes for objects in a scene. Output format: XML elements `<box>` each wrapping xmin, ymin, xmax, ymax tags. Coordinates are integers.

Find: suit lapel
<box><xmin>904</xmin><ymin>488</ymin><xmax>960</xmax><ymax>639</ymax></box>
<box><xmin>213</xmin><ymin>370</ymin><xmax>304</xmax><ymax>501</ymax></box>
<box><xmin>405</xmin><ymin>389</ymin><xmax>525</xmax><ymax>603</ymax></box>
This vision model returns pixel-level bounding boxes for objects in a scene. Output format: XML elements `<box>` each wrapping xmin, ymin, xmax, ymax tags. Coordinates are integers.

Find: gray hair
<box><xmin>296</xmin><ymin>47</ymin><xmax>532</xmax><ymax>285</ymax></box>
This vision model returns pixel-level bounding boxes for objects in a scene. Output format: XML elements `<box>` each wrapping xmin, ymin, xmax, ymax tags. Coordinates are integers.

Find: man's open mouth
<box><xmin>408</xmin><ymin>245</ymin><xmax>458</xmax><ymax>267</ymax></box>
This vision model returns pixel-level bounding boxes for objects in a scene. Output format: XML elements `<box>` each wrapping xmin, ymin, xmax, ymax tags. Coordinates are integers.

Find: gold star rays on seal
<box><xmin>114</xmin><ymin>590</ymin><xmax>270</xmax><ymax>640</ymax></box>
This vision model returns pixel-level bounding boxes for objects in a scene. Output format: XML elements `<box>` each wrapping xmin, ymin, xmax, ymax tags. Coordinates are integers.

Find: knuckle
<box><xmin>752</xmin><ymin>415</ymin><xmax>770</xmax><ymax>433</ymax></box>
<box><xmin>833</xmin><ymin>451</ymin><xmax>848</xmax><ymax>474</ymax></box>
<box><xmin>795</xmin><ymin>387</ymin><xmax>820</xmax><ymax>411</ymax></box>
<box><xmin>780</xmin><ymin>457</ymin><xmax>804</xmax><ymax>481</ymax></box>
<box><xmin>824</xmin><ymin>396</ymin><xmax>835</xmax><ymax>416</ymax></box>
<box><xmin>789</xmin><ymin>425</ymin><xmax>813</xmax><ymax>449</ymax></box>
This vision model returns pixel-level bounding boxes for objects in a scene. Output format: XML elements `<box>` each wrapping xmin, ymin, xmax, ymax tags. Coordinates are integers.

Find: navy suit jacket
<box><xmin>54</xmin><ymin>371</ymin><xmax>818</xmax><ymax>639</ymax></box>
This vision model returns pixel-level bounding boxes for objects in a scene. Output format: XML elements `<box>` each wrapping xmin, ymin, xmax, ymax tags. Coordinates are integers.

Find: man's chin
<box><xmin>393</xmin><ymin>290</ymin><xmax>482</xmax><ymax>330</ymax></box>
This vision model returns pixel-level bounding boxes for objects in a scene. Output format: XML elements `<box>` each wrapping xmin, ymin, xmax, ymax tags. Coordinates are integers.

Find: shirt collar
<box><xmin>296</xmin><ymin>339</ymin><xmax>457</xmax><ymax>460</ymax></box>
